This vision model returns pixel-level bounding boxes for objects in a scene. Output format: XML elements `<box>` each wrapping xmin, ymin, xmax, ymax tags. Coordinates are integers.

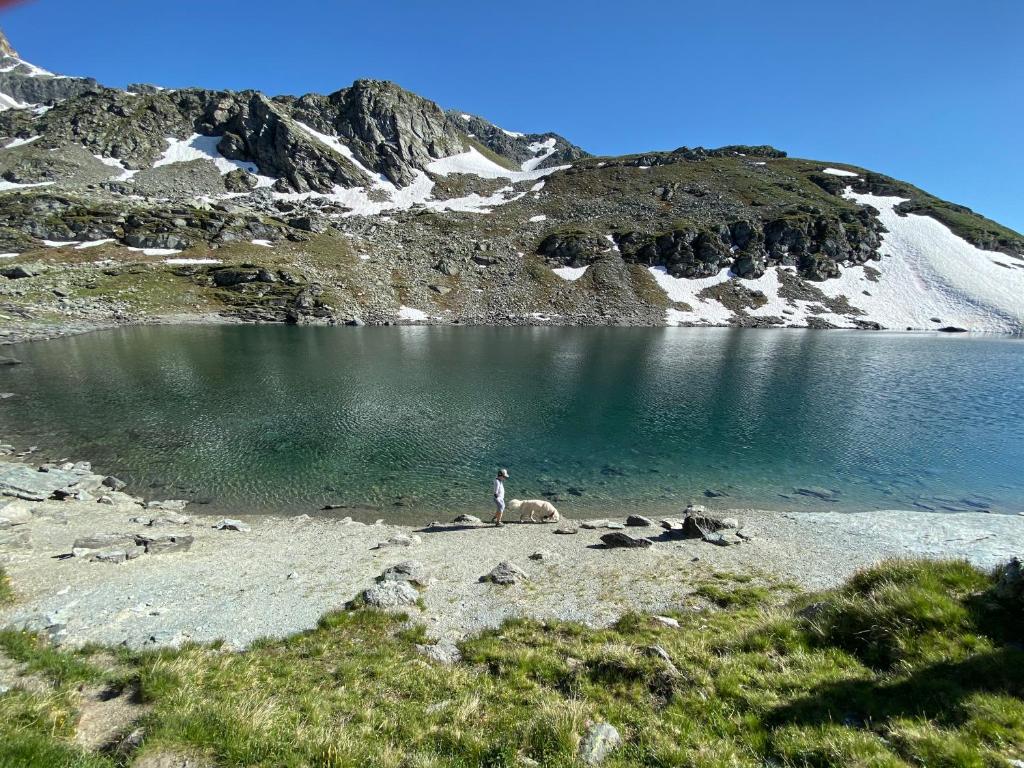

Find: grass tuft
<box><xmin>0</xmin><ymin>559</ymin><xmax>1021</xmax><ymax>767</ymax></box>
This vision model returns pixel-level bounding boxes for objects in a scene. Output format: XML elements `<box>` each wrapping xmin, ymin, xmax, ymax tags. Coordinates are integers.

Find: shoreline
<box><xmin>1</xmin><ymin>455</ymin><xmax>1021</xmax><ymax>651</ymax></box>
<box><xmin>4</xmin><ymin>311</ymin><xmax>1023</xmax><ymax>348</ymax></box>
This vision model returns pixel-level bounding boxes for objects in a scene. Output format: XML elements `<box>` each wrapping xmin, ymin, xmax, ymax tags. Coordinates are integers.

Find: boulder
<box><xmin>452</xmin><ymin>514</ymin><xmax>482</xmax><ymax>525</ymax></box>
<box><xmin>580</xmin><ymin>520</ymin><xmax>608</xmax><ymax>530</ymax></box>
<box><xmin>994</xmin><ymin>557</ymin><xmax>1023</xmax><ymax>604</ymax></box>
<box><xmin>600</xmin><ymin>532</ymin><xmax>653</xmax><ymax>549</ymax></box>
<box><xmin>652</xmin><ymin>615</ymin><xmax>680</xmax><ymax>629</ymax></box>
<box><xmin>625</xmin><ymin>515</ymin><xmax>654</xmax><ymax>527</ymax></box>
<box><xmin>379</xmin><ymin>560</ymin><xmax>431</xmax><ymax>587</ymax></box>
<box><xmin>579</xmin><ymin>723</ymin><xmax>621</xmax><ymax>765</ymax></box>
<box><xmin>102</xmin><ymin>476</ymin><xmax>127</xmax><ymax>491</ymax></box>
<box><xmin>416</xmin><ymin>641</ymin><xmax>461</xmax><ymax>665</ymax></box>
<box><xmin>213</xmin><ymin>518</ymin><xmax>250</xmax><ymax>532</ymax></box>
<box><xmin>481</xmin><ymin>561</ymin><xmax>529</xmax><ymax>585</ymax></box>
<box><xmin>358</xmin><ymin>581</ymin><xmax>419</xmax><ymax>610</ymax></box>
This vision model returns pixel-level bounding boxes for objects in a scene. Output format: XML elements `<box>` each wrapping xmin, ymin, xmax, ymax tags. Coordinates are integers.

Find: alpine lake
<box><xmin>1</xmin><ymin>325</ymin><xmax>1022</xmax><ymax>522</ymax></box>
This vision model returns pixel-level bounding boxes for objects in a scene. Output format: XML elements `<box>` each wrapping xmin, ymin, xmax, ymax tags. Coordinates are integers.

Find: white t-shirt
<box><xmin>493</xmin><ymin>477</ymin><xmax>505</xmax><ymax>501</ymax></box>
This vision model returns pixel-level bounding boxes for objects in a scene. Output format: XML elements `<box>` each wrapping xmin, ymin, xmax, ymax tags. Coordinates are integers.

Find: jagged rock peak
<box><xmin>0</xmin><ymin>28</ymin><xmax>17</xmax><ymax>59</ymax></box>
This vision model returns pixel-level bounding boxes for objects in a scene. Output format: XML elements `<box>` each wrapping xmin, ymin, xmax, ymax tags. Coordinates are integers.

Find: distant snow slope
<box><xmin>653</xmin><ymin>194</ymin><xmax>1024</xmax><ymax>332</ymax></box>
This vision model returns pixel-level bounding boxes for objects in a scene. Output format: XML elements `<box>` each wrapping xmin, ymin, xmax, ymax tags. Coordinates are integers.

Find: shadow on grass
<box><xmin>769</xmin><ymin>646</ymin><xmax>1024</xmax><ymax>730</ymax></box>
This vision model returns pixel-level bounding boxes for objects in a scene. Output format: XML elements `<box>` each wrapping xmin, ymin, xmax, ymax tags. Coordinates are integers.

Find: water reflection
<box><xmin>0</xmin><ymin>326</ymin><xmax>1021</xmax><ymax>520</ymax></box>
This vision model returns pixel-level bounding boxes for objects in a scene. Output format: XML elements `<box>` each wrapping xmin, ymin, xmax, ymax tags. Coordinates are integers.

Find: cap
<box><xmin>498</xmin><ymin>468</ymin><xmax>509</xmax><ymax>478</ymax></box>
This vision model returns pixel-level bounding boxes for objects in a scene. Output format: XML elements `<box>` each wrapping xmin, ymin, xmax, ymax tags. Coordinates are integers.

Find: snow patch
<box><xmin>0</xmin><ymin>253</ymin><xmax>19</xmax><ymax>259</ymax></box>
<box><xmin>164</xmin><ymin>257</ymin><xmax>221</xmax><ymax>265</ymax></box>
<box><xmin>650</xmin><ymin>267</ymin><xmax>734</xmax><ymax>325</ymax></box>
<box><xmin>0</xmin><ymin>179</ymin><xmax>52</xmax><ymax>192</ymax></box>
<box><xmin>74</xmin><ymin>239</ymin><xmax>116</xmax><ymax>250</ymax></box>
<box><xmin>94</xmin><ymin>154</ymin><xmax>137</xmax><ymax>181</ymax></box>
<box><xmin>822</xmin><ymin>167</ymin><xmax>859</xmax><ymax>177</ymax></box>
<box><xmin>251</xmin><ymin>239</ymin><xmax>273</xmax><ymax>247</ymax></box>
<box><xmin>398</xmin><ymin>305</ymin><xmax>429</xmax><ymax>322</ymax></box>
<box><xmin>154</xmin><ymin>134</ymin><xmax>260</xmax><ymax>176</ymax></box>
<box><xmin>552</xmin><ymin>265</ymin><xmax>590</xmax><ymax>281</ymax></box>
<box><xmin>426</xmin><ymin>146</ymin><xmax>567</xmax><ymax>182</ymax></box>
<box><xmin>42</xmin><ymin>239</ymin><xmax>78</xmax><ymax>247</ymax></box>
<box><xmin>3</xmin><ymin>135</ymin><xmax>40</xmax><ymax>149</ymax></box>
<box><xmin>529</xmin><ymin>214</ymin><xmax>547</xmax><ymax>223</ymax></box>
<box><xmin>127</xmin><ymin>247</ymin><xmax>183</xmax><ymax>257</ymax></box>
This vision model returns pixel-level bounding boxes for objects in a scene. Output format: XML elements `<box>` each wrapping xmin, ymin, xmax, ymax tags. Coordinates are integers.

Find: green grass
<box><xmin>0</xmin><ymin>559</ymin><xmax>1021</xmax><ymax>767</ymax></box>
<box><xmin>0</xmin><ymin>567</ymin><xmax>12</xmax><ymax>606</ymax></box>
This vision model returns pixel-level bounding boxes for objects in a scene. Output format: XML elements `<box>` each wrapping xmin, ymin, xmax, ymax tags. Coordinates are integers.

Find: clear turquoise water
<box><xmin>0</xmin><ymin>326</ymin><xmax>1021</xmax><ymax>522</ymax></box>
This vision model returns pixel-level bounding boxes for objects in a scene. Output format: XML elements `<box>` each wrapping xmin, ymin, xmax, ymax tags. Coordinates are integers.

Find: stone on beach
<box><xmin>379</xmin><ymin>560</ymin><xmax>431</xmax><ymax>587</ymax></box>
<box><xmin>481</xmin><ymin>561</ymin><xmax>529</xmax><ymax>585</ymax></box>
<box><xmin>101</xmin><ymin>476</ymin><xmax>127</xmax><ymax>491</ymax></box>
<box><xmin>601</xmin><ymin>532</ymin><xmax>653</xmax><ymax>549</ymax></box>
<box><xmin>0</xmin><ymin>499</ymin><xmax>32</xmax><ymax>527</ymax></box>
<box><xmin>625</xmin><ymin>514</ymin><xmax>654</xmax><ymax>527</ymax></box>
<box><xmin>452</xmin><ymin>514</ymin><xmax>482</xmax><ymax>524</ymax></box>
<box><xmin>147</xmin><ymin>499</ymin><xmax>190</xmax><ymax>512</ymax></box>
<box><xmin>136</xmin><ymin>534</ymin><xmax>194</xmax><ymax>555</ymax></box>
<box><xmin>213</xmin><ymin>519</ymin><xmax>250</xmax><ymax>532</ymax></box>
<box><xmin>580</xmin><ymin>520</ymin><xmax>608</xmax><ymax>529</ymax></box>
<box><xmin>0</xmin><ymin>464</ymin><xmax>89</xmax><ymax>501</ymax></box>
<box><xmin>554</xmin><ymin>525</ymin><xmax>578</xmax><ymax>534</ymax></box>
<box><xmin>374</xmin><ymin>533</ymin><xmax>421</xmax><ymax>549</ymax></box>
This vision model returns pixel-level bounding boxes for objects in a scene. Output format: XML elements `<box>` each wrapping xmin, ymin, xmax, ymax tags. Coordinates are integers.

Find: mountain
<box><xmin>0</xmin><ymin>28</ymin><xmax>1021</xmax><ymax>335</ymax></box>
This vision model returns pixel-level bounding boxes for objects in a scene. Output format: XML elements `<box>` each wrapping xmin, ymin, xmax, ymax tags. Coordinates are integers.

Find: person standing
<box><xmin>492</xmin><ymin>468</ymin><xmax>509</xmax><ymax>526</ymax></box>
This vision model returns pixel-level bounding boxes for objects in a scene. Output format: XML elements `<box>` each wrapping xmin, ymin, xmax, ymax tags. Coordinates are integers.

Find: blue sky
<box><xmin>5</xmin><ymin>0</ymin><xmax>1022</xmax><ymax>231</ymax></box>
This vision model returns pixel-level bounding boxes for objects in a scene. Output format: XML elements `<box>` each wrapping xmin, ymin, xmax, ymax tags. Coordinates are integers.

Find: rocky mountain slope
<box><xmin>0</xmin><ymin>28</ymin><xmax>1021</xmax><ymax>336</ymax></box>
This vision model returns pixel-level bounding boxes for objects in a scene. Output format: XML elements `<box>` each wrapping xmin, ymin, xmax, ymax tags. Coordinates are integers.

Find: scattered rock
<box><xmin>374</xmin><ymin>533</ymin><xmax>421</xmax><ymax>549</ymax></box>
<box><xmin>213</xmin><ymin>519</ymin><xmax>250</xmax><ymax>532</ymax></box>
<box><xmin>0</xmin><ymin>499</ymin><xmax>32</xmax><ymax>528</ymax></box>
<box><xmin>379</xmin><ymin>560</ymin><xmax>431</xmax><ymax>587</ymax></box>
<box><xmin>90</xmin><ymin>546</ymin><xmax>145</xmax><ymax>564</ymax></box>
<box><xmin>579</xmin><ymin>723</ymin><xmax>621</xmax><ymax>765</ymax></box>
<box><xmin>994</xmin><ymin>557</ymin><xmax>1023</xmax><ymax>604</ymax></box>
<box><xmin>481</xmin><ymin>561</ymin><xmax>529</xmax><ymax>585</ymax></box>
<box><xmin>136</xmin><ymin>534</ymin><xmax>194</xmax><ymax>555</ymax></box>
<box><xmin>416</xmin><ymin>641</ymin><xmax>461</xmax><ymax>665</ymax></box>
<box><xmin>73</xmin><ymin>533</ymin><xmax>137</xmax><ymax>551</ymax></box>
<box><xmin>605</xmin><ymin>522</ymin><xmax>626</xmax><ymax>530</ymax></box>
<box><xmin>147</xmin><ymin>499</ymin><xmax>189</xmax><ymax>512</ymax></box>
<box><xmin>625</xmin><ymin>514</ymin><xmax>653</xmax><ymax>527</ymax></box>
<box><xmin>452</xmin><ymin>514</ymin><xmax>482</xmax><ymax>524</ymax></box>
<box><xmin>102</xmin><ymin>476</ymin><xmax>127</xmax><ymax>491</ymax></box>
<box><xmin>652</xmin><ymin>615</ymin><xmax>680</xmax><ymax>629</ymax></box>
<box><xmin>357</xmin><ymin>581</ymin><xmax>420</xmax><ymax>610</ymax></box>
<box><xmin>600</xmin><ymin>532</ymin><xmax>652</xmax><ymax>549</ymax></box>
<box><xmin>580</xmin><ymin>520</ymin><xmax>608</xmax><ymax>529</ymax></box>
<box><xmin>528</xmin><ymin>550</ymin><xmax>558</xmax><ymax>561</ymax></box>
<box><xmin>554</xmin><ymin>525</ymin><xmax>578</xmax><ymax>535</ymax></box>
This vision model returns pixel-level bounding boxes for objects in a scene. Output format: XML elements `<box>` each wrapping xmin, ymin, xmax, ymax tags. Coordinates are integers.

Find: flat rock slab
<box><xmin>601</xmin><ymin>532</ymin><xmax>653</xmax><ymax>549</ymax></box>
<box><xmin>0</xmin><ymin>465</ymin><xmax>86</xmax><ymax>501</ymax></box>
<box><xmin>625</xmin><ymin>515</ymin><xmax>654</xmax><ymax>527</ymax></box>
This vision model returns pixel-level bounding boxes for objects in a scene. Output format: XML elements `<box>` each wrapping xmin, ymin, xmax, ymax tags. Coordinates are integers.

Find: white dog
<box><xmin>508</xmin><ymin>499</ymin><xmax>560</xmax><ymax>523</ymax></box>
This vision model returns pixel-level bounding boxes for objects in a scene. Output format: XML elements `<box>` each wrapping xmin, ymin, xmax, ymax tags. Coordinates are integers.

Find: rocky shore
<box><xmin>1</xmin><ymin>455</ymin><xmax>1021</xmax><ymax>651</ymax></box>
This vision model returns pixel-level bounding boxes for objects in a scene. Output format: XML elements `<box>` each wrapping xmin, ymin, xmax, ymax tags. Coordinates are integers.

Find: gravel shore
<box><xmin>1</xmin><ymin>464</ymin><xmax>1021</xmax><ymax>650</ymax></box>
